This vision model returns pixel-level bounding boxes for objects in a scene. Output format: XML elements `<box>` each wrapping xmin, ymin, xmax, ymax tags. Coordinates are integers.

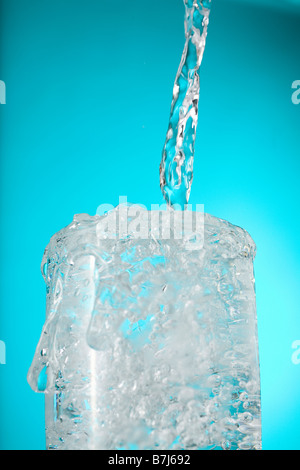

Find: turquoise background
<box><xmin>0</xmin><ymin>0</ymin><xmax>300</xmax><ymax>450</ymax></box>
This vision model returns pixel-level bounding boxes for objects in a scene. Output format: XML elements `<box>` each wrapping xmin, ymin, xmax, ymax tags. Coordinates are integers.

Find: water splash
<box><xmin>159</xmin><ymin>0</ymin><xmax>211</xmax><ymax>208</ymax></box>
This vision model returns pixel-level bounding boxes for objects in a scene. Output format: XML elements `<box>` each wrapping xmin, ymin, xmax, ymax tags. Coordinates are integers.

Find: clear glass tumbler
<box><xmin>28</xmin><ymin>206</ymin><xmax>261</xmax><ymax>450</ymax></box>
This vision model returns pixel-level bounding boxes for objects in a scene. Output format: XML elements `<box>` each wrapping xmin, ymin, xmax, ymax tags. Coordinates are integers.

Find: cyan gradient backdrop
<box><xmin>0</xmin><ymin>0</ymin><xmax>300</xmax><ymax>450</ymax></box>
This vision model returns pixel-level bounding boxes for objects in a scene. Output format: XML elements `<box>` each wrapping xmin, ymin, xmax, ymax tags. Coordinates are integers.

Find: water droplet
<box><xmin>242</xmin><ymin>412</ymin><xmax>253</xmax><ymax>423</ymax></box>
<box><xmin>43</xmin><ymin>262</ymin><xmax>48</xmax><ymax>276</ymax></box>
<box><xmin>74</xmin><ymin>288</ymin><xmax>80</xmax><ymax>297</ymax></box>
<box><xmin>37</xmin><ymin>365</ymin><xmax>48</xmax><ymax>392</ymax></box>
<box><xmin>222</xmin><ymin>440</ymin><xmax>231</xmax><ymax>450</ymax></box>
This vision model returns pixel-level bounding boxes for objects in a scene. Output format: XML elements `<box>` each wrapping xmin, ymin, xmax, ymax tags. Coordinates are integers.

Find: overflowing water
<box><xmin>159</xmin><ymin>0</ymin><xmax>211</xmax><ymax>207</ymax></box>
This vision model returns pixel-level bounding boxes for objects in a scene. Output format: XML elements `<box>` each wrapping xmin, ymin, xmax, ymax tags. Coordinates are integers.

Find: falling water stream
<box><xmin>159</xmin><ymin>0</ymin><xmax>211</xmax><ymax>208</ymax></box>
